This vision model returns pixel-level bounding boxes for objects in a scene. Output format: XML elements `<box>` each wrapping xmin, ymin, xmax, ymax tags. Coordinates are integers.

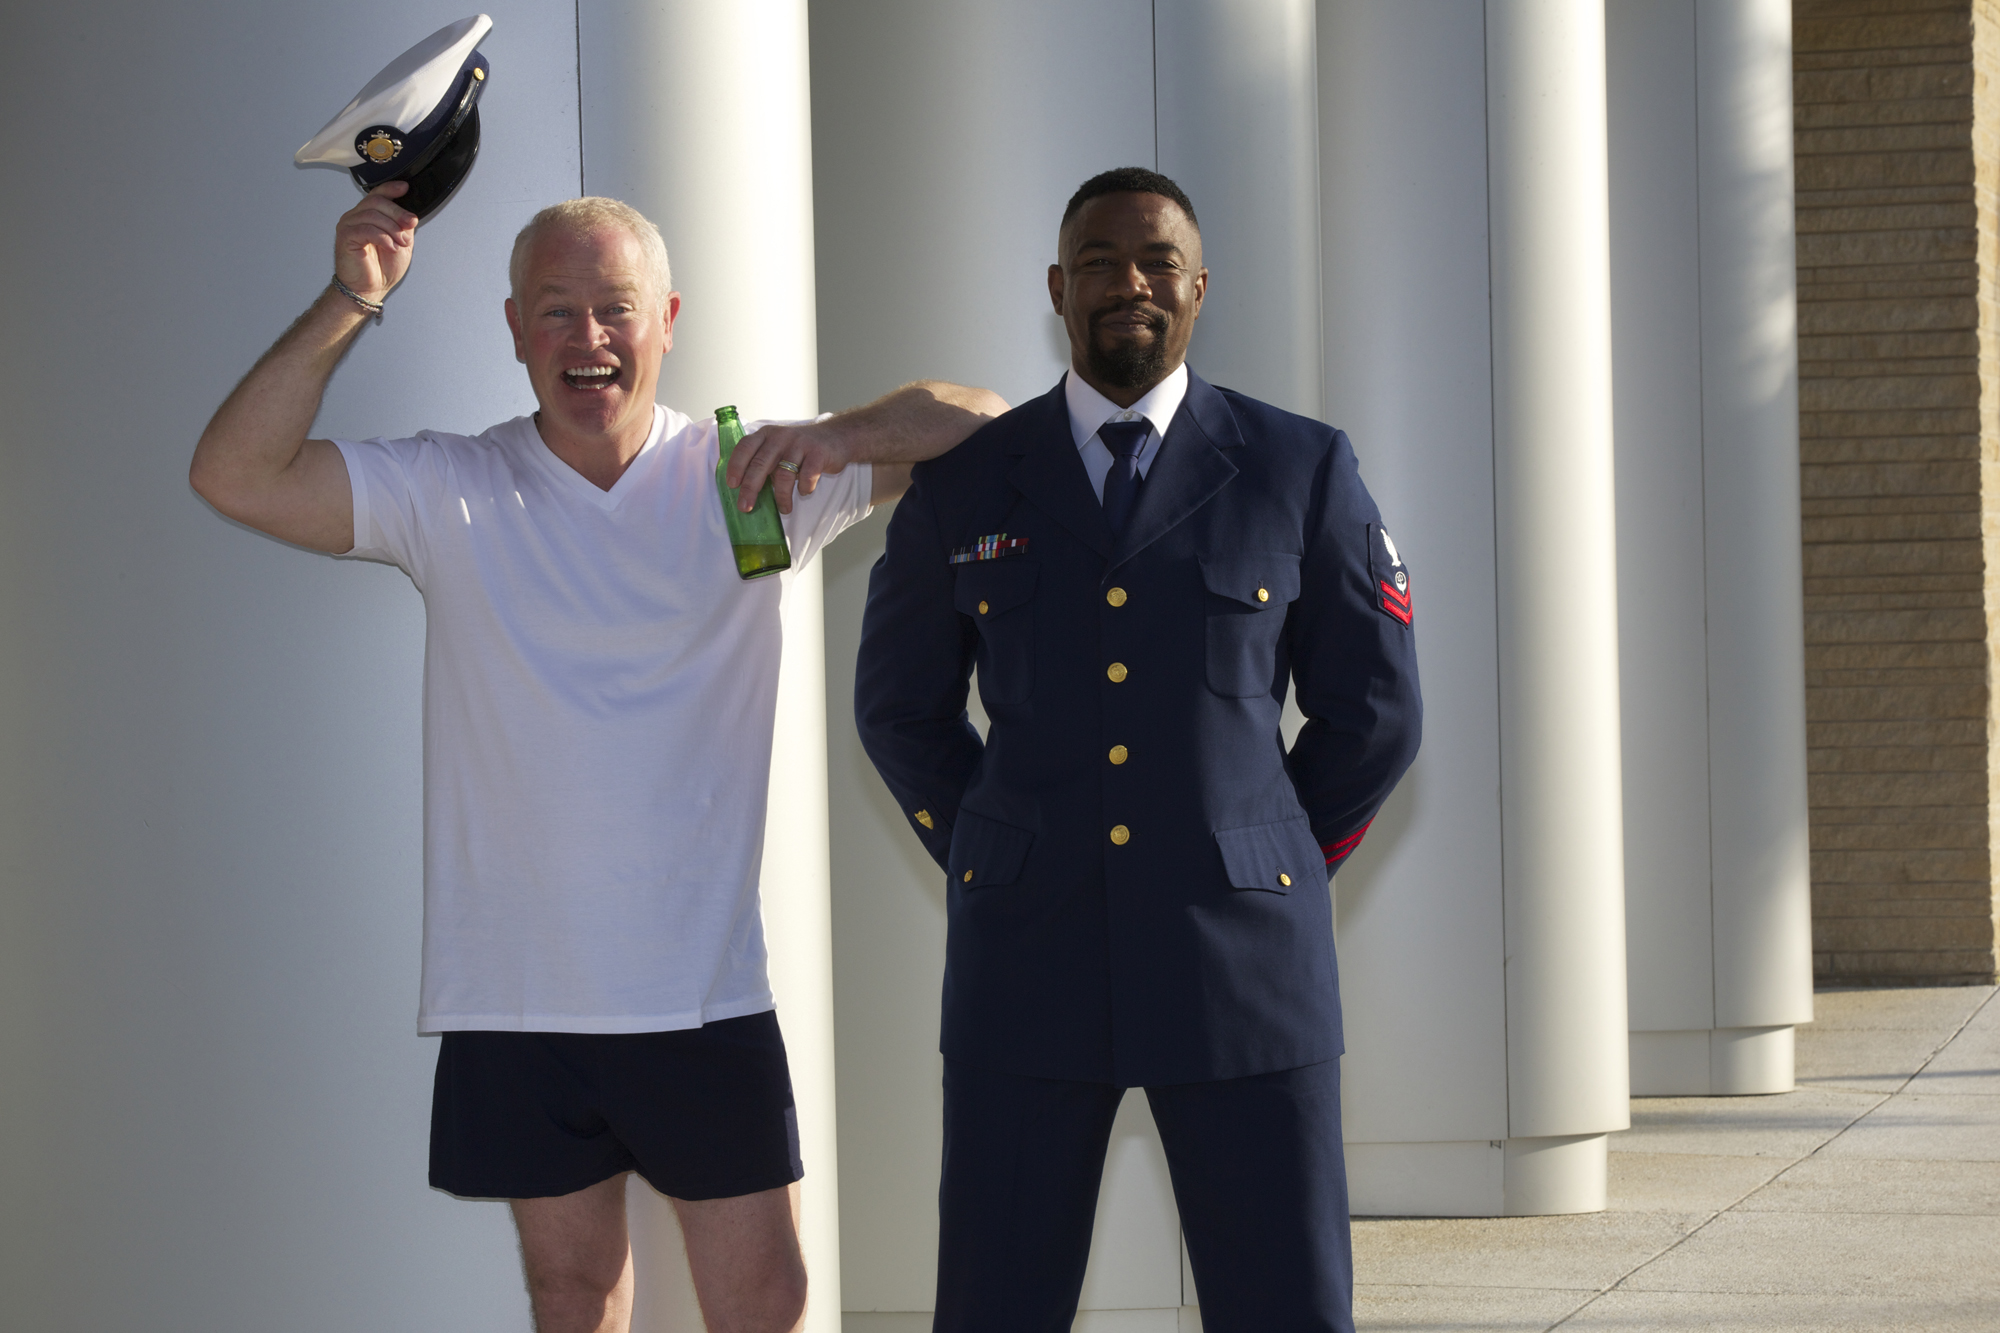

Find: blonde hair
<box><xmin>508</xmin><ymin>197</ymin><xmax>672</xmax><ymax>307</ymax></box>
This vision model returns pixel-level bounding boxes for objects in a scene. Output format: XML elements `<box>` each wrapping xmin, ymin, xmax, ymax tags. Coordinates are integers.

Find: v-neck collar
<box><xmin>520</xmin><ymin>405</ymin><xmax>668</xmax><ymax>511</ymax></box>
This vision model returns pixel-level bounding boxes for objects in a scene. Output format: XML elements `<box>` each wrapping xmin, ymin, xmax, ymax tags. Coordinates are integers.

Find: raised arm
<box><xmin>189</xmin><ymin>183</ymin><xmax>419</xmax><ymax>553</ymax></box>
<box><xmin>725</xmin><ymin>380</ymin><xmax>1009</xmax><ymax>513</ymax></box>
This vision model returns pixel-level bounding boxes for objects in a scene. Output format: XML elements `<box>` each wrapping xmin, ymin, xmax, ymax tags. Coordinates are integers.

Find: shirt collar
<box><xmin>1064</xmin><ymin>363</ymin><xmax>1191</xmax><ymax>451</ymax></box>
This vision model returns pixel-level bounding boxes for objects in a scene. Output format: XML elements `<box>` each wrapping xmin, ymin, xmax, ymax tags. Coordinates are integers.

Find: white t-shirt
<box><xmin>334</xmin><ymin>405</ymin><xmax>871</xmax><ymax>1034</ymax></box>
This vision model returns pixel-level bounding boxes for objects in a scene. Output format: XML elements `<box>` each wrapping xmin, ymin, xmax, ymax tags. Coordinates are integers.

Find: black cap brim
<box><xmin>381</xmin><ymin>106</ymin><xmax>480</xmax><ymax>220</ymax></box>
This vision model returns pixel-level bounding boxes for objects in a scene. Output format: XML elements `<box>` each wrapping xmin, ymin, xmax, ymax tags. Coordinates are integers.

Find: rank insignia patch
<box><xmin>1379</xmin><ymin>575</ymin><xmax>1412</xmax><ymax>625</ymax></box>
<box><xmin>949</xmin><ymin>533</ymin><xmax>1030</xmax><ymax>564</ymax></box>
<box><xmin>1369</xmin><ymin>523</ymin><xmax>1413</xmax><ymax>626</ymax></box>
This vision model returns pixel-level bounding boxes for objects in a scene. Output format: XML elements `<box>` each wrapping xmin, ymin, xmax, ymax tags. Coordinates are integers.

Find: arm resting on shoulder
<box><xmin>728</xmin><ymin>380</ymin><xmax>1009</xmax><ymax>513</ymax></box>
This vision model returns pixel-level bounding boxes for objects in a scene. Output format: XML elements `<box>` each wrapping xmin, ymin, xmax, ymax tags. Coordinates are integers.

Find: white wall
<box><xmin>0</xmin><ymin>3</ymin><xmax>579</xmax><ymax>1327</ymax></box>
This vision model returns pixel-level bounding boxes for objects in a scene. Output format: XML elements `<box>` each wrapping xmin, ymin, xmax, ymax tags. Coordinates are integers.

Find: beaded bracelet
<box><xmin>331</xmin><ymin>274</ymin><xmax>385</xmax><ymax>323</ymax></box>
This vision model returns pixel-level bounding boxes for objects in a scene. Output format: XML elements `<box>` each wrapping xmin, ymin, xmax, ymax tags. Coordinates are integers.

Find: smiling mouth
<box><xmin>563</xmin><ymin>365</ymin><xmax>622</xmax><ymax>390</ymax></box>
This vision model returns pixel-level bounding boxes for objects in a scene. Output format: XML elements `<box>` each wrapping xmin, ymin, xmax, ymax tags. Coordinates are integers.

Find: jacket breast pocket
<box><xmin>1214</xmin><ymin>814</ymin><xmax>1322</xmax><ymax>894</ymax></box>
<box><xmin>947</xmin><ymin>809</ymin><xmax>1036</xmax><ymax>889</ymax></box>
<box><xmin>1200</xmin><ymin>553</ymin><xmax>1301</xmax><ymax>697</ymax></box>
<box><xmin>954</xmin><ymin>561</ymin><xmax>1037</xmax><ymax>706</ymax></box>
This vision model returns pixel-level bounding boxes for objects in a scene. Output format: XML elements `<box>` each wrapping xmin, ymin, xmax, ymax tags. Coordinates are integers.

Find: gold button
<box><xmin>1279</xmin><ymin>873</ymin><xmax>1292</xmax><ymax>887</ymax></box>
<box><xmin>915</xmin><ymin>810</ymin><xmax>933</xmax><ymax>829</ymax></box>
<box><xmin>1107</xmin><ymin>587</ymin><xmax>1128</xmax><ymax>607</ymax></box>
<box><xmin>978</xmin><ymin>600</ymin><xmax>990</xmax><ymax>614</ymax></box>
<box><xmin>1107</xmin><ymin>662</ymin><xmax>1128</xmax><ymax>683</ymax></box>
<box><xmin>1109</xmin><ymin>825</ymin><xmax>1130</xmax><ymax>845</ymax></box>
<box><xmin>963</xmin><ymin>870</ymin><xmax>974</xmax><ymax>882</ymax></box>
<box><xmin>1257</xmin><ymin>588</ymin><xmax>1270</xmax><ymax>602</ymax></box>
<box><xmin>1109</xmin><ymin>745</ymin><xmax>1128</xmax><ymax>765</ymax></box>
<box><xmin>473</xmin><ymin>67</ymin><xmax>486</xmax><ymax>81</ymax></box>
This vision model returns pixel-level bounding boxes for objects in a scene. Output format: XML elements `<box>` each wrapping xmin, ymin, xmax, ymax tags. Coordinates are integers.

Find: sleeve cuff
<box><xmin>1320</xmin><ymin>819</ymin><xmax>1373</xmax><ymax>869</ymax></box>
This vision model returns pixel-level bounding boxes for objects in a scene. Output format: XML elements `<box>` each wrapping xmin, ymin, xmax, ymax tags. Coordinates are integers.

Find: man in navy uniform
<box><xmin>854</xmin><ymin>167</ymin><xmax>1422</xmax><ymax>1332</ymax></box>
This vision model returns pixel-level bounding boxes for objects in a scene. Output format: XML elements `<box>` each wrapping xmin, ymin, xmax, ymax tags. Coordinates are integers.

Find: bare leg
<box><xmin>513</xmin><ymin>1174</ymin><xmax>637</xmax><ymax>1333</ymax></box>
<box><xmin>671</xmin><ymin>1182</ymin><xmax>807</xmax><ymax>1333</ymax></box>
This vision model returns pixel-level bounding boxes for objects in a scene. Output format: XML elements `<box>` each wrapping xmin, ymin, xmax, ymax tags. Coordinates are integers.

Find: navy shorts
<box><xmin>429</xmin><ymin>1009</ymin><xmax>803</xmax><ymax>1202</ymax></box>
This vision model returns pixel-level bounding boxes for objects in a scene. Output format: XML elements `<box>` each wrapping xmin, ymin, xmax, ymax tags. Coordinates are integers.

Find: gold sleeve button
<box><xmin>977</xmin><ymin>600</ymin><xmax>989</xmax><ymax>614</ymax></box>
<box><xmin>1257</xmin><ymin>587</ymin><xmax>1270</xmax><ymax>602</ymax></box>
<box><xmin>1108</xmin><ymin>745</ymin><xmax>1128</xmax><ymax>765</ymax></box>
<box><xmin>1109</xmin><ymin>825</ymin><xmax>1130</xmax><ymax>845</ymax></box>
<box><xmin>962</xmin><ymin>870</ymin><xmax>974</xmax><ymax>882</ymax></box>
<box><xmin>1107</xmin><ymin>587</ymin><xmax>1128</xmax><ymax>607</ymax></box>
<box><xmin>1107</xmin><ymin>662</ymin><xmax>1128</xmax><ymax>683</ymax></box>
<box><xmin>915</xmin><ymin>810</ymin><xmax>934</xmax><ymax>829</ymax></box>
<box><xmin>1278</xmin><ymin>872</ymin><xmax>1292</xmax><ymax>887</ymax></box>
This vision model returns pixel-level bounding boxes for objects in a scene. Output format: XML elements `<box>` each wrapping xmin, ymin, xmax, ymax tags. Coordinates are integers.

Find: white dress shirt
<box><xmin>1064</xmin><ymin>363</ymin><xmax>1191</xmax><ymax>502</ymax></box>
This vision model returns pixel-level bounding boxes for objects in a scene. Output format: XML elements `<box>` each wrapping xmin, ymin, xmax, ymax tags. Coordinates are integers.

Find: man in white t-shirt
<box><xmin>190</xmin><ymin>183</ymin><xmax>1004</xmax><ymax>1333</ymax></box>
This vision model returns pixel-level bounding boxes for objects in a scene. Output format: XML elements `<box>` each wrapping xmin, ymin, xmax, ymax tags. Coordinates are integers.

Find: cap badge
<box><xmin>358</xmin><ymin>129</ymin><xmax>403</xmax><ymax>164</ymax></box>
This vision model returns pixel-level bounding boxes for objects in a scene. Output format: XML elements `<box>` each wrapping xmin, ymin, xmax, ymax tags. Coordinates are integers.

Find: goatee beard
<box><xmin>1087</xmin><ymin>309</ymin><xmax>1171</xmax><ymax>389</ymax></box>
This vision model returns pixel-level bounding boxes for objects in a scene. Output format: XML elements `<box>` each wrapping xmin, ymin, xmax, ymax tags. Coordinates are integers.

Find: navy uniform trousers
<box><xmin>856</xmin><ymin>373</ymin><xmax>1420</xmax><ymax>1333</ymax></box>
<box><xmin>936</xmin><ymin>1058</ymin><xmax>1352</xmax><ymax>1333</ymax></box>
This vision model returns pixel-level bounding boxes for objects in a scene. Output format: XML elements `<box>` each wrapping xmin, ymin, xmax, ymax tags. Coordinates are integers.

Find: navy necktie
<box><xmin>1099</xmin><ymin>419</ymin><xmax>1150</xmax><ymax>537</ymax></box>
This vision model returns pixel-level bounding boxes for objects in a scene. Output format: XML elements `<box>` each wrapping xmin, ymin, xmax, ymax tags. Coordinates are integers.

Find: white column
<box><xmin>575</xmin><ymin>4</ymin><xmax>840</xmax><ymax>1328</ymax></box>
<box><xmin>1696</xmin><ymin>0</ymin><xmax>1814</xmax><ymax>1068</ymax></box>
<box><xmin>807</xmin><ymin>2</ymin><xmax>1162</xmax><ymax>1324</ymax></box>
<box><xmin>1154</xmin><ymin>0</ymin><xmax>1325</xmax><ymax>418</ymax></box>
<box><xmin>1487</xmin><ymin>0</ymin><xmax>1630</xmax><ymax>1175</ymax></box>
<box><xmin>1320</xmin><ymin>0</ymin><xmax>1629</xmax><ymax>1215</ymax></box>
<box><xmin>1608</xmin><ymin>0</ymin><xmax>1812</xmax><ymax>1097</ymax></box>
<box><xmin>0</xmin><ymin>1</ymin><xmax>581</xmax><ymax>1327</ymax></box>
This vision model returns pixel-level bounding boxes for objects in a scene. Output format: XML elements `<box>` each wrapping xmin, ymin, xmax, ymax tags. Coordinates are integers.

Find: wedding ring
<box><xmin>775</xmin><ymin>459</ymin><xmax>802</xmax><ymax>474</ymax></box>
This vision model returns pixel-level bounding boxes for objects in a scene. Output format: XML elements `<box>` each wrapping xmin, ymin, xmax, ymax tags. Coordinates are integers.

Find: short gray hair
<box><xmin>508</xmin><ymin>197</ymin><xmax>672</xmax><ymax>307</ymax></box>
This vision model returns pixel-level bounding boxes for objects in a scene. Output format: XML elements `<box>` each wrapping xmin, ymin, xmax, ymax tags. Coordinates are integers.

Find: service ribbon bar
<box><xmin>949</xmin><ymin>534</ymin><xmax>1030</xmax><ymax>564</ymax></box>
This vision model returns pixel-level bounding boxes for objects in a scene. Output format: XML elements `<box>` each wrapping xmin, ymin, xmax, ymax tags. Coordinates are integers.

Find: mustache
<box><xmin>1089</xmin><ymin>302</ymin><xmax>1168</xmax><ymax>337</ymax></box>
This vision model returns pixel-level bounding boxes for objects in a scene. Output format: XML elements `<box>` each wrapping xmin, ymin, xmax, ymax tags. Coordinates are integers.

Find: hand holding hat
<box><xmin>333</xmin><ymin>182</ymin><xmax>419</xmax><ymax>308</ymax></box>
<box><xmin>297</xmin><ymin>15</ymin><xmax>494</xmax><ymax>222</ymax></box>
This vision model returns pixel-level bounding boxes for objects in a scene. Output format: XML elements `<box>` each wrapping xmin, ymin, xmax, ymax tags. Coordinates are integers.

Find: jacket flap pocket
<box><xmin>1200</xmin><ymin>553</ymin><xmax>1301</xmax><ymax>608</ymax></box>
<box><xmin>948</xmin><ymin>809</ymin><xmax>1036</xmax><ymax>888</ymax></box>
<box><xmin>1214</xmin><ymin>815</ymin><xmax>1319</xmax><ymax>894</ymax></box>
<box><xmin>954</xmin><ymin>561</ymin><xmax>1039</xmax><ymax>617</ymax></box>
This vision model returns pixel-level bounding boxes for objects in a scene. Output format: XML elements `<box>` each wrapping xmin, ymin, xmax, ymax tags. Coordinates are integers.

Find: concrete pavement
<box><xmin>1352</xmin><ymin>985</ymin><xmax>2000</xmax><ymax>1331</ymax></box>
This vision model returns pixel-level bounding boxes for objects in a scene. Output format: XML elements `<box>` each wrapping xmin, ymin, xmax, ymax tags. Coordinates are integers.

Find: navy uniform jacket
<box><xmin>855</xmin><ymin>372</ymin><xmax>1421</xmax><ymax>1087</ymax></box>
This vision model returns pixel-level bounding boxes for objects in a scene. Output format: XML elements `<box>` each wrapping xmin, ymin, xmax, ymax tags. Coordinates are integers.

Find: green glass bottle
<box><xmin>713</xmin><ymin>405</ymin><xmax>793</xmax><ymax>580</ymax></box>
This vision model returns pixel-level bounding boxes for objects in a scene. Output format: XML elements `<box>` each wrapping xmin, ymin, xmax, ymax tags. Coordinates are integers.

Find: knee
<box><xmin>712</xmin><ymin>1262</ymin><xmax>806</xmax><ymax>1333</ymax></box>
<box><xmin>524</xmin><ymin>1258</ymin><xmax>628</xmax><ymax>1325</ymax></box>
<box><xmin>758</xmin><ymin>1266</ymin><xmax>809</xmax><ymax>1333</ymax></box>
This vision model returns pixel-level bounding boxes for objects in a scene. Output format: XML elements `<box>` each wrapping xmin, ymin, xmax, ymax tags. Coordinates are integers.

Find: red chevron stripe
<box><xmin>1379</xmin><ymin>579</ymin><xmax>1410</xmax><ymax>608</ymax></box>
<box><xmin>1321</xmin><ymin>819</ymin><xmax>1375</xmax><ymax>866</ymax></box>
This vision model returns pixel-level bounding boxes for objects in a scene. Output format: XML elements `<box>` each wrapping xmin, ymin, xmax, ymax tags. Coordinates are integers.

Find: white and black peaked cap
<box><xmin>296</xmin><ymin>15</ymin><xmax>493</xmax><ymax>220</ymax></box>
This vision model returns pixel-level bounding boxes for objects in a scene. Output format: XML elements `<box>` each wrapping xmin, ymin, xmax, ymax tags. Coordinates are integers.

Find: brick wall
<box><xmin>1795</xmin><ymin>0</ymin><xmax>2000</xmax><ymax>984</ymax></box>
